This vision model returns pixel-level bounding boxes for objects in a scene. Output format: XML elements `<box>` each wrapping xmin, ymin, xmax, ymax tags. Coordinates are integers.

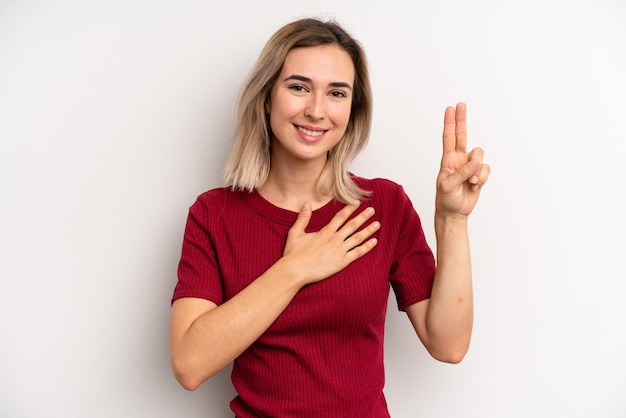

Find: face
<box><xmin>266</xmin><ymin>44</ymin><xmax>355</xmax><ymax>167</ymax></box>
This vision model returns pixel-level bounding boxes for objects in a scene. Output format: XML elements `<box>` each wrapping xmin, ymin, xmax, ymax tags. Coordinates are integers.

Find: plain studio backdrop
<box><xmin>1</xmin><ymin>1</ymin><xmax>625</xmax><ymax>417</ymax></box>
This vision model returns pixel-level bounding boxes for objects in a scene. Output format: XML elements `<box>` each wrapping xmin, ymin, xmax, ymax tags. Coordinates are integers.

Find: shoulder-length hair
<box><xmin>223</xmin><ymin>17</ymin><xmax>373</xmax><ymax>204</ymax></box>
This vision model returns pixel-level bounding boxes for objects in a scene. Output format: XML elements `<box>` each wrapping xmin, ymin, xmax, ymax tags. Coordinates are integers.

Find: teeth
<box><xmin>298</xmin><ymin>126</ymin><xmax>324</xmax><ymax>137</ymax></box>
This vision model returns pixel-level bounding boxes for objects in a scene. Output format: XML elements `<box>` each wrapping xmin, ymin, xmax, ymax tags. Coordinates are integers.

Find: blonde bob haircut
<box><xmin>223</xmin><ymin>17</ymin><xmax>373</xmax><ymax>204</ymax></box>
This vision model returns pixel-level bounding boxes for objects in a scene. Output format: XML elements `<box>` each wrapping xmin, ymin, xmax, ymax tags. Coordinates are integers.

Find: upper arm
<box><xmin>405</xmin><ymin>296</ymin><xmax>471</xmax><ymax>364</ymax></box>
<box><xmin>169</xmin><ymin>297</ymin><xmax>218</xmax><ymax>344</ymax></box>
<box><xmin>405</xmin><ymin>298</ymin><xmax>430</xmax><ymax>347</ymax></box>
<box><xmin>169</xmin><ymin>297</ymin><xmax>219</xmax><ymax>389</ymax></box>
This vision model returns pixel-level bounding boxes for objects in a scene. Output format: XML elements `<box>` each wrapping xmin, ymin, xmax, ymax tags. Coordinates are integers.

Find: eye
<box><xmin>288</xmin><ymin>84</ymin><xmax>308</xmax><ymax>93</ymax></box>
<box><xmin>329</xmin><ymin>90</ymin><xmax>348</xmax><ymax>99</ymax></box>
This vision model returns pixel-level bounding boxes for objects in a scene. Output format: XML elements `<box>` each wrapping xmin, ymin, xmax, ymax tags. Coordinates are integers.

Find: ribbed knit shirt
<box><xmin>172</xmin><ymin>176</ymin><xmax>436</xmax><ymax>417</ymax></box>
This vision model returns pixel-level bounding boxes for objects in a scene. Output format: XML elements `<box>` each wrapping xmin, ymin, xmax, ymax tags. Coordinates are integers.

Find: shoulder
<box><xmin>352</xmin><ymin>175</ymin><xmax>405</xmax><ymax>198</ymax></box>
<box><xmin>351</xmin><ymin>174</ymin><xmax>422</xmax><ymax>223</ymax></box>
<box><xmin>189</xmin><ymin>186</ymin><xmax>242</xmax><ymax>220</ymax></box>
<box><xmin>196</xmin><ymin>186</ymin><xmax>230</xmax><ymax>203</ymax></box>
<box><xmin>195</xmin><ymin>185</ymin><xmax>251</xmax><ymax>204</ymax></box>
<box><xmin>351</xmin><ymin>174</ymin><xmax>402</xmax><ymax>191</ymax></box>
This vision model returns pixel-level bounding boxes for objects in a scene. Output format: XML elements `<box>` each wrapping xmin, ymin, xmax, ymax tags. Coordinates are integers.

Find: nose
<box><xmin>304</xmin><ymin>94</ymin><xmax>325</xmax><ymax>120</ymax></box>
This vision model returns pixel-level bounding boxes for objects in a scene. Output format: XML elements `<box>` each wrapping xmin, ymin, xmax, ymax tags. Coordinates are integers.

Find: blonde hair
<box><xmin>223</xmin><ymin>18</ymin><xmax>373</xmax><ymax>204</ymax></box>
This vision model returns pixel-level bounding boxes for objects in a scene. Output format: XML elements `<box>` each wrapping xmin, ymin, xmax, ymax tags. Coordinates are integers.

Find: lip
<box><xmin>294</xmin><ymin>124</ymin><xmax>327</xmax><ymax>143</ymax></box>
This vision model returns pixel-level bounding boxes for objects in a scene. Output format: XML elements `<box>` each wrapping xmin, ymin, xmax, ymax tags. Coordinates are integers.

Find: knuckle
<box><xmin>349</xmin><ymin>246</ymin><xmax>364</xmax><ymax>258</ymax></box>
<box><xmin>346</xmin><ymin>217</ymin><xmax>361</xmax><ymax>229</ymax></box>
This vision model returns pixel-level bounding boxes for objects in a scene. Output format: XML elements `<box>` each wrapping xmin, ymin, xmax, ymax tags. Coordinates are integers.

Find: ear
<box><xmin>265</xmin><ymin>100</ymin><xmax>271</xmax><ymax>115</ymax></box>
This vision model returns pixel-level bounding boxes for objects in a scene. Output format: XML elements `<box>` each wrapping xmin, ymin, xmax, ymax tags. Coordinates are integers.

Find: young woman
<box><xmin>169</xmin><ymin>17</ymin><xmax>490</xmax><ymax>417</ymax></box>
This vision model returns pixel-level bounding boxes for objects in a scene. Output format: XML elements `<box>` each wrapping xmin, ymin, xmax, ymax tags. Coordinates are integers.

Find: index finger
<box><xmin>442</xmin><ymin>105</ymin><xmax>457</xmax><ymax>154</ymax></box>
<box><xmin>325</xmin><ymin>202</ymin><xmax>361</xmax><ymax>232</ymax></box>
<box><xmin>441</xmin><ymin>102</ymin><xmax>468</xmax><ymax>154</ymax></box>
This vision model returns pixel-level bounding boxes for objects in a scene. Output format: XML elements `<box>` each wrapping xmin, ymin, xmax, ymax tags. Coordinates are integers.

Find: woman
<box><xmin>169</xmin><ymin>17</ymin><xmax>490</xmax><ymax>417</ymax></box>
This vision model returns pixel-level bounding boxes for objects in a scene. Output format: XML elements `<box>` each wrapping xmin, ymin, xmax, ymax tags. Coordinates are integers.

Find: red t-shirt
<box><xmin>172</xmin><ymin>176</ymin><xmax>435</xmax><ymax>417</ymax></box>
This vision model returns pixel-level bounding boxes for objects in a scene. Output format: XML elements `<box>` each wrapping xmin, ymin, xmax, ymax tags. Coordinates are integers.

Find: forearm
<box><xmin>170</xmin><ymin>259</ymin><xmax>303</xmax><ymax>390</ymax></box>
<box><xmin>425</xmin><ymin>212</ymin><xmax>474</xmax><ymax>361</ymax></box>
<box><xmin>170</xmin><ymin>202</ymin><xmax>379</xmax><ymax>389</ymax></box>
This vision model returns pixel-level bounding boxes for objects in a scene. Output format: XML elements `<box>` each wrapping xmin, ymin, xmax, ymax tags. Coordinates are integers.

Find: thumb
<box><xmin>441</xmin><ymin>160</ymin><xmax>480</xmax><ymax>192</ymax></box>
<box><xmin>290</xmin><ymin>201</ymin><xmax>312</xmax><ymax>233</ymax></box>
<box><xmin>461</xmin><ymin>159</ymin><xmax>481</xmax><ymax>182</ymax></box>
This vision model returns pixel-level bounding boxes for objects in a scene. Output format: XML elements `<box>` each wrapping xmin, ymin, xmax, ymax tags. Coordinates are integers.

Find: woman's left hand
<box><xmin>435</xmin><ymin>102</ymin><xmax>490</xmax><ymax>217</ymax></box>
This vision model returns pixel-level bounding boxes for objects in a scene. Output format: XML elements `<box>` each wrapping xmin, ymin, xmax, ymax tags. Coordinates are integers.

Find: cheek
<box><xmin>268</xmin><ymin>110</ymin><xmax>294</xmax><ymax>142</ymax></box>
<box><xmin>331</xmin><ymin>105</ymin><xmax>352</xmax><ymax>130</ymax></box>
<box><xmin>270</xmin><ymin>96</ymin><xmax>301</xmax><ymax>123</ymax></box>
<box><xmin>268</xmin><ymin>113</ymin><xmax>280</xmax><ymax>138</ymax></box>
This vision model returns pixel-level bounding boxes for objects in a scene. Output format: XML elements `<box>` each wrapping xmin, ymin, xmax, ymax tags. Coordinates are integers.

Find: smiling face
<box><xmin>266</xmin><ymin>44</ymin><xmax>355</xmax><ymax>169</ymax></box>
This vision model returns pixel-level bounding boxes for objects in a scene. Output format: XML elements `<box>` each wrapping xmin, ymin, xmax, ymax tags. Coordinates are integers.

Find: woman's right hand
<box><xmin>281</xmin><ymin>201</ymin><xmax>380</xmax><ymax>286</ymax></box>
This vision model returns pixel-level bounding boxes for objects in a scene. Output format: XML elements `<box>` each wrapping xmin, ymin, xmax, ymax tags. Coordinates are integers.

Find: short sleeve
<box><xmin>388</xmin><ymin>185</ymin><xmax>436</xmax><ymax>311</ymax></box>
<box><xmin>171</xmin><ymin>194</ymin><xmax>224</xmax><ymax>305</ymax></box>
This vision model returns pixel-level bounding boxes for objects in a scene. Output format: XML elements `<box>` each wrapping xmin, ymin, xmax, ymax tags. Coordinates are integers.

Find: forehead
<box><xmin>281</xmin><ymin>44</ymin><xmax>355</xmax><ymax>83</ymax></box>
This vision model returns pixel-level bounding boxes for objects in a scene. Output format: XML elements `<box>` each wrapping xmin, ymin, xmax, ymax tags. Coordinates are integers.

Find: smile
<box><xmin>297</xmin><ymin>125</ymin><xmax>326</xmax><ymax>137</ymax></box>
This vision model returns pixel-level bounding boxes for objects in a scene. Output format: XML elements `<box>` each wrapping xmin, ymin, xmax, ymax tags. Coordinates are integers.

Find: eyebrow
<box><xmin>284</xmin><ymin>74</ymin><xmax>353</xmax><ymax>90</ymax></box>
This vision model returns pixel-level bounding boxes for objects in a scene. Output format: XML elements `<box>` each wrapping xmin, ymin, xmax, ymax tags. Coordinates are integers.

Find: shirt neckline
<box><xmin>241</xmin><ymin>189</ymin><xmax>345</xmax><ymax>229</ymax></box>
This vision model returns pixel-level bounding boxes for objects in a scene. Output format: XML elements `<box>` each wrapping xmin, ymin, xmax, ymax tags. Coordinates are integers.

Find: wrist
<box><xmin>435</xmin><ymin>210</ymin><xmax>469</xmax><ymax>225</ymax></box>
<box><xmin>272</xmin><ymin>256</ymin><xmax>309</xmax><ymax>290</ymax></box>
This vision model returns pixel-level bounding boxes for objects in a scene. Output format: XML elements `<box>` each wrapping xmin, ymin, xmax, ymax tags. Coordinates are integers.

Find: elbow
<box><xmin>171</xmin><ymin>357</ymin><xmax>213</xmax><ymax>391</ymax></box>
<box><xmin>171</xmin><ymin>351</ymin><xmax>225</xmax><ymax>391</ymax></box>
<box><xmin>432</xmin><ymin>348</ymin><xmax>468</xmax><ymax>364</ymax></box>
<box><xmin>427</xmin><ymin>341</ymin><xmax>470</xmax><ymax>364</ymax></box>
<box><xmin>172</xmin><ymin>363</ymin><xmax>203</xmax><ymax>391</ymax></box>
<box><xmin>421</xmin><ymin>321</ymin><xmax>472</xmax><ymax>364</ymax></box>
<box><xmin>170</xmin><ymin>341</ymin><xmax>225</xmax><ymax>390</ymax></box>
<box><xmin>175</xmin><ymin>373</ymin><xmax>202</xmax><ymax>392</ymax></box>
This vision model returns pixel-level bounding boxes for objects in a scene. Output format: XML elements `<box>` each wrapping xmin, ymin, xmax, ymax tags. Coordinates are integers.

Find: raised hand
<box><xmin>282</xmin><ymin>202</ymin><xmax>380</xmax><ymax>285</ymax></box>
<box><xmin>436</xmin><ymin>102</ymin><xmax>490</xmax><ymax>217</ymax></box>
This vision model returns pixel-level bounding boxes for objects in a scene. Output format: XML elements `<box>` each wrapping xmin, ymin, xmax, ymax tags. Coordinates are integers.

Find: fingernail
<box><xmin>366</xmin><ymin>207</ymin><xmax>375</xmax><ymax>215</ymax></box>
<box><xmin>302</xmin><ymin>202</ymin><xmax>310</xmax><ymax>210</ymax></box>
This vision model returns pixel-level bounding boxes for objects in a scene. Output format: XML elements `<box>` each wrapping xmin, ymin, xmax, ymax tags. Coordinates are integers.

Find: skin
<box><xmin>406</xmin><ymin>102</ymin><xmax>490</xmax><ymax>362</ymax></box>
<box><xmin>260</xmin><ymin>44</ymin><xmax>355</xmax><ymax>210</ymax></box>
<box><xmin>169</xmin><ymin>44</ymin><xmax>490</xmax><ymax>390</ymax></box>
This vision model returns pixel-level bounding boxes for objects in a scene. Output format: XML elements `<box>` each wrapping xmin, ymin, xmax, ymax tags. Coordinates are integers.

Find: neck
<box><xmin>257</xmin><ymin>155</ymin><xmax>332</xmax><ymax>212</ymax></box>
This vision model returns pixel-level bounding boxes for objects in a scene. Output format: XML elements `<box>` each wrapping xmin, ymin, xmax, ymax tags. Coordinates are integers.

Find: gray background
<box><xmin>1</xmin><ymin>0</ymin><xmax>625</xmax><ymax>416</ymax></box>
